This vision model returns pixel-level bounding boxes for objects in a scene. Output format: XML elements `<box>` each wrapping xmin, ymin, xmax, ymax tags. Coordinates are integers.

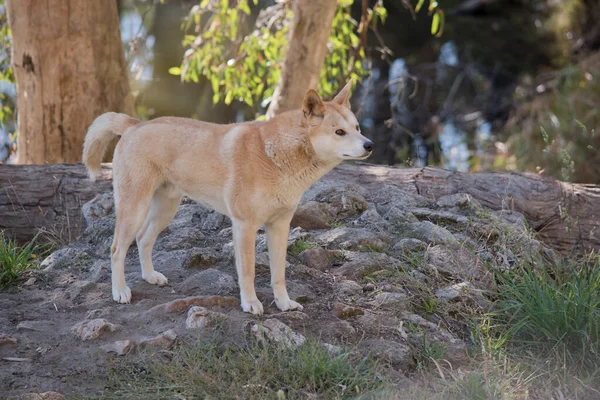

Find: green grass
<box><xmin>287</xmin><ymin>239</ymin><xmax>317</xmax><ymax>256</ymax></box>
<box><xmin>491</xmin><ymin>253</ymin><xmax>600</xmax><ymax>367</ymax></box>
<box><xmin>0</xmin><ymin>232</ymin><xmax>49</xmax><ymax>289</ymax></box>
<box><xmin>91</xmin><ymin>334</ymin><xmax>387</xmax><ymax>399</ymax></box>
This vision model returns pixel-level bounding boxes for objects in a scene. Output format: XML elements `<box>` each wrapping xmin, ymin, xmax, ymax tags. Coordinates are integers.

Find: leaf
<box><xmin>200</xmin><ymin>0</ymin><xmax>210</xmax><ymax>8</ymax></box>
<box><xmin>415</xmin><ymin>0</ymin><xmax>426</xmax><ymax>13</ymax></box>
<box><xmin>168</xmin><ymin>67</ymin><xmax>182</xmax><ymax>76</ymax></box>
<box><xmin>431</xmin><ymin>10</ymin><xmax>443</xmax><ymax>37</ymax></box>
<box><xmin>225</xmin><ymin>90</ymin><xmax>233</xmax><ymax>105</ymax></box>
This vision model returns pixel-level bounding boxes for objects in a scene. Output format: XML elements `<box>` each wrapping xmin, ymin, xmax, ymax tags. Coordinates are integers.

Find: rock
<box><xmin>276</xmin><ymin>311</ymin><xmax>310</xmax><ymax>321</ymax></box>
<box><xmin>403</xmin><ymin>314</ymin><xmax>454</xmax><ymax>341</ymax></box>
<box><xmin>291</xmin><ymin>201</ymin><xmax>335</xmax><ymax>229</ymax></box>
<box><xmin>398</xmin><ymin>221</ymin><xmax>459</xmax><ymax>247</ymax></box>
<box><xmin>252</xmin><ymin>319</ymin><xmax>306</xmax><ymax>349</ymax></box>
<box><xmin>316</xmin><ymin>227</ymin><xmax>392</xmax><ymax>251</ymax></box>
<box><xmin>218</xmin><ymin>227</ymin><xmax>233</xmax><ymax>238</ymax></box>
<box><xmin>426</xmin><ymin>246</ymin><xmax>493</xmax><ymax>289</ymax></box>
<box><xmin>313</xmin><ymin>183</ymin><xmax>369</xmax><ymax>219</ymax></box>
<box><xmin>72</xmin><ymin>318</ymin><xmax>119</xmax><ymax>341</ymax></box>
<box><xmin>82</xmin><ymin>193</ymin><xmax>114</xmax><ymax>227</ymax></box>
<box><xmin>158</xmin><ymin>227</ymin><xmax>206</xmax><ymax>250</ymax></box>
<box><xmin>85</xmin><ymin>308</ymin><xmax>109</xmax><ymax>320</ymax></box>
<box><xmin>41</xmin><ymin>248</ymin><xmax>91</xmax><ymax>271</ymax></box>
<box><xmin>298</xmin><ymin>248</ymin><xmax>343</xmax><ymax>271</ymax></box>
<box><xmin>66</xmin><ymin>280</ymin><xmax>96</xmax><ymax>302</ymax></box>
<box><xmin>180</xmin><ymin>269</ymin><xmax>237</xmax><ymax>295</ymax></box>
<box><xmin>436</xmin><ymin>193</ymin><xmax>482</xmax><ymax>211</ymax></box>
<box><xmin>17</xmin><ymin>320</ymin><xmax>55</xmax><ymax>332</ymax></box>
<box><xmin>492</xmin><ymin>210</ymin><xmax>528</xmax><ymax>232</ymax></box>
<box><xmin>222</xmin><ymin>241</ymin><xmax>235</xmax><ymax>260</ymax></box>
<box><xmin>360</xmin><ymin>338</ymin><xmax>413</xmax><ymax>370</ymax></box>
<box><xmin>145</xmin><ymin>295</ymin><xmax>240</xmax><ymax>315</ymax></box>
<box><xmin>138</xmin><ymin>329</ymin><xmax>178</xmax><ymax>349</ymax></box>
<box><xmin>334</xmin><ymin>303</ymin><xmax>365</xmax><ymax>319</ymax></box>
<box><xmin>351</xmin><ymin>208</ymin><xmax>388</xmax><ymax>227</ymax></box>
<box><xmin>363</xmin><ymin>282</ymin><xmax>376</xmax><ymax>292</ymax></box>
<box><xmin>200</xmin><ymin>211</ymin><xmax>230</xmax><ymax>231</ymax></box>
<box><xmin>0</xmin><ymin>335</ymin><xmax>17</xmax><ymax>346</ymax></box>
<box><xmin>435</xmin><ymin>282</ymin><xmax>489</xmax><ymax>309</ymax></box>
<box><xmin>183</xmin><ymin>248</ymin><xmax>222</xmax><ymax>269</ymax></box>
<box><xmin>333</xmin><ymin>252</ymin><xmax>399</xmax><ymax>279</ymax></box>
<box><xmin>392</xmin><ymin>238</ymin><xmax>427</xmax><ymax>253</ymax></box>
<box><xmin>20</xmin><ymin>392</ymin><xmax>65</xmax><ymax>400</ymax></box>
<box><xmin>370</xmin><ymin>292</ymin><xmax>410</xmax><ymax>308</ymax></box>
<box><xmin>185</xmin><ymin>306</ymin><xmax>226</xmax><ymax>330</ymax></box>
<box><xmin>409</xmin><ymin>208</ymin><xmax>470</xmax><ymax>224</ymax></box>
<box><xmin>384</xmin><ymin>206</ymin><xmax>419</xmax><ymax>225</ymax></box>
<box><xmin>101</xmin><ymin>340</ymin><xmax>135</xmax><ymax>356</ymax></box>
<box><xmin>333</xmin><ymin>280</ymin><xmax>363</xmax><ymax>296</ymax></box>
<box><xmin>320</xmin><ymin>319</ymin><xmax>357</xmax><ymax>339</ymax></box>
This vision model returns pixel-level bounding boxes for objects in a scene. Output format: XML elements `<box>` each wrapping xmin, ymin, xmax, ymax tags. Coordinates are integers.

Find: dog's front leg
<box><xmin>266</xmin><ymin>215</ymin><xmax>304</xmax><ymax>312</ymax></box>
<box><xmin>232</xmin><ymin>219</ymin><xmax>263</xmax><ymax>315</ymax></box>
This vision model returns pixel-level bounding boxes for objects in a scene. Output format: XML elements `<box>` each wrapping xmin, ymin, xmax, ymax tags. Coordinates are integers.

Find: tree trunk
<box><xmin>6</xmin><ymin>0</ymin><xmax>134</xmax><ymax>164</ymax></box>
<box><xmin>1</xmin><ymin>163</ymin><xmax>599</xmax><ymax>253</ymax></box>
<box><xmin>265</xmin><ymin>0</ymin><xmax>337</xmax><ymax>119</ymax></box>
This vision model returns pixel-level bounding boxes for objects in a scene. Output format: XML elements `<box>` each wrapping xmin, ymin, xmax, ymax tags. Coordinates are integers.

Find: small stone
<box><xmin>370</xmin><ymin>292</ymin><xmax>410</xmax><ymax>308</ymax></box>
<box><xmin>3</xmin><ymin>357</ymin><xmax>32</xmax><ymax>362</ymax></box>
<box><xmin>222</xmin><ymin>242</ymin><xmax>235</xmax><ymax>260</ymax></box>
<box><xmin>352</xmin><ymin>208</ymin><xmax>388</xmax><ymax>227</ymax></box>
<box><xmin>101</xmin><ymin>340</ymin><xmax>135</xmax><ymax>356</ymax></box>
<box><xmin>363</xmin><ymin>283</ymin><xmax>376</xmax><ymax>292</ymax></box>
<box><xmin>392</xmin><ymin>238</ymin><xmax>427</xmax><ymax>253</ymax></box>
<box><xmin>384</xmin><ymin>206</ymin><xmax>418</xmax><ymax>224</ymax></box>
<box><xmin>183</xmin><ymin>248</ymin><xmax>222</xmax><ymax>269</ymax></box>
<box><xmin>334</xmin><ymin>280</ymin><xmax>363</xmax><ymax>296</ymax></box>
<box><xmin>436</xmin><ymin>193</ymin><xmax>481</xmax><ymax>210</ymax></box>
<box><xmin>72</xmin><ymin>318</ymin><xmax>119</xmax><ymax>341</ymax></box>
<box><xmin>138</xmin><ymin>329</ymin><xmax>177</xmax><ymax>349</ymax></box>
<box><xmin>316</xmin><ymin>227</ymin><xmax>391</xmax><ymax>251</ymax></box>
<box><xmin>23</xmin><ymin>277</ymin><xmax>37</xmax><ymax>286</ymax></box>
<box><xmin>145</xmin><ymin>295</ymin><xmax>240</xmax><ymax>314</ymax></box>
<box><xmin>291</xmin><ymin>201</ymin><xmax>335</xmax><ymax>229</ymax></box>
<box><xmin>85</xmin><ymin>309</ymin><xmax>109</xmax><ymax>320</ymax></box>
<box><xmin>334</xmin><ymin>303</ymin><xmax>364</xmax><ymax>319</ymax></box>
<box><xmin>298</xmin><ymin>248</ymin><xmax>342</xmax><ymax>271</ymax></box>
<box><xmin>398</xmin><ymin>221</ymin><xmax>458</xmax><ymax>247</ymax></box>
<box><xmin>435</xmin><ymin>282</ymin><xmax>472</xmax><ymax>302</ymax></box>
<box><xmin>444</xmin><ymin>338</ymin><xmax>469</xmax><ymax>365</ymax></box>
<box><xmin>360</xmin><ymin>338</ymin><xmax>413</xmax><ymax>370</ymax></box>
<box><xmin>333</xmin><ymin>252</ymin><xmax>399</xmax><ymax>279</ymax></box>
<box><xmin>252</xmin><ymin>319</ymin><xmax>305</xmax><ymax>349</ymax></box>
<box><xmin>185</xmin><ymin>306</ymin><xmax>226</xmax><ymax>330</ymax></box>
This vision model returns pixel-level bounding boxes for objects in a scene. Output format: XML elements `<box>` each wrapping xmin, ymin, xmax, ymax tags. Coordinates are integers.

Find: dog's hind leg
<box><xmin>266</xmin><ymin>213</ymin><xmax>303</xmax><ymax>312</ymax></box>
<box><xmin>136</xmin><ymin>183</ymin><xmax>182</xmax><ymax>286</ymax></box>
<box><xmin>110</xmin><ymin>171</ymin><xmax>156</xmax><ymax>304</ymax></box>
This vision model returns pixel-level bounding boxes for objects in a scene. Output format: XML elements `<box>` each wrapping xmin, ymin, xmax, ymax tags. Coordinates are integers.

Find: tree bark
<box><xmin>265</xmin><ymin>0</ymin><xmax>337</xmax><ymax>119</ymax></box>
<box><xmin>6</xmin><ymin>0</ymin><xmax>134</xmax><ymax>164</ymax></box>
<box><xmin>1</xmin><ymin>163</ymin><xmax>599</xmax><ymax>253</ymax></box>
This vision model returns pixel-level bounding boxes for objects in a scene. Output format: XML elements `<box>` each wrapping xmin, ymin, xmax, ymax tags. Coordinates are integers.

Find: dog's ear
<box><xmin>302</xmin><ymin>89</ymin><xmax>326</xmax><ymax>118</ymax></box>
<box><xmin>332</xmin><ymin>80</ymin><xmax>353</xmax><ymax>109</ymax></box>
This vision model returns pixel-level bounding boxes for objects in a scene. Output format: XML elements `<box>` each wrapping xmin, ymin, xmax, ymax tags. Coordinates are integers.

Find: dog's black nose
<box><xmin>363</xmin><ymin>140</ymin><xmax>374</xmax><ymax>152</ymax></box>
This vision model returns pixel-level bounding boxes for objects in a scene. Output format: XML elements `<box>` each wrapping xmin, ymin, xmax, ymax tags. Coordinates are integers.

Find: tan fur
<box><xmin>83</xmin><ymin>82</ymin><xmax>373</xmax><ymax>314</ymax></box>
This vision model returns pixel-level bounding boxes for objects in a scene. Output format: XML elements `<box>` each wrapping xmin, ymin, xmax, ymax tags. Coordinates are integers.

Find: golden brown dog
<box><xmin>83</xmin><ymin>82</ymin><xmax>373</xmax><ymax>314</ymax></box>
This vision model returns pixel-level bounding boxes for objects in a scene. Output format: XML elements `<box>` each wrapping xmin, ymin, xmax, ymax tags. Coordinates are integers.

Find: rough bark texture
<box><xmin>1</xmin><ymin>163</ymin><xmax>599</xmax><ymax>252</ymax></box>
<box><xmin>6</xmin><ymin>0</ymin><xmax>134</xmax><ymax>164</ymax></box>
<box><xmin>265</xmin><ymin>0</ymin><xmax>337</xmax><ymax>119</ymax></box>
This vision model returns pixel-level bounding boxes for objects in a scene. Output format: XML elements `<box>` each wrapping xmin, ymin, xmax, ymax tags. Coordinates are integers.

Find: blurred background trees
<box><xmin>0</xmin><ymin>0</ymin><xmax>599</xmax><ymax>183</ymax></box>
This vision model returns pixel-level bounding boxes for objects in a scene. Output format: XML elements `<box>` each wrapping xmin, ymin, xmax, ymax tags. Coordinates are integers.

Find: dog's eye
<box><xmin>335</xmin><ymin>129</ymin><xmax>346</xmax><ymax>136</ymax></box>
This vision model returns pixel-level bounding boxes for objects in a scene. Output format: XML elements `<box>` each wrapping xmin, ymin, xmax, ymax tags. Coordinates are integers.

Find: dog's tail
<box><xmin>83</xmin><ymin>112</ymin><xmax>139</xmax><ymax>181</ymax></box>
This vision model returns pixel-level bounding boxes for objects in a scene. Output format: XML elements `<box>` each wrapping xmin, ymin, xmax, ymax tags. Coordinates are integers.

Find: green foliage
<box><xmin>92</xmin><ymin>334</ymin><xmax>386</xmax><ymax>399</ymax></box>
<box><xmin>175</xmin><ymin>0</ymin><xmax>390</xmax><ymax>109</ymax></box>
<box><xmin>288</xmin><ymin>239</ymin><xmax>316</xmax><ymax>256</ymax></box>
<box><xmin>492</xmin><ymin>253</ymin><xmax>600</xmax><ymax>366</ymax></box>
<box><xmin>0</xmin><ymin>0</ymin><xmax>11</xmax><ymax>85</ymax></box>
<box><xmin>0</xmin><ymin>232</ymin><xmax>49</xmax><ymax>289</ymax></box>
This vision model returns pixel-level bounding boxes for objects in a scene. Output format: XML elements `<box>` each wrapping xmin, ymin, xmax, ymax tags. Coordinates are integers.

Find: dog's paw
<box><xmin>143</xmin><ymin>271</ymin><xmax>168</xmax><ymax>286</ymax></box>
<box><xmin>275</xmin><ymin>297</ymin><xmax>304</xmax><ymax>312</ymax></box>
<box><xmin>112</xmin><ymin>285</ymin><xmax>132</xmax><ymax>304</ymax></box>
<box><xmin>241</xmin><ymin>298</ymin><xmax>264</xmax><ymax>315</ymax></box>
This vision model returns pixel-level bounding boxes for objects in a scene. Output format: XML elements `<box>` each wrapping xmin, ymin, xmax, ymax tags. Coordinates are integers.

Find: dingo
<box><xmin>83</xmin><ymin>82</ymin><xmax>373</xmax><ymax>314</ymax></box>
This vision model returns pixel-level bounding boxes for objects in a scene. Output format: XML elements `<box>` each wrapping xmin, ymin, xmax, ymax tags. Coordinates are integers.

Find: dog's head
<box><xmin>302</xmin><ymin>81</ymin><xmax>374</xmax><ymax>162</ymax></box>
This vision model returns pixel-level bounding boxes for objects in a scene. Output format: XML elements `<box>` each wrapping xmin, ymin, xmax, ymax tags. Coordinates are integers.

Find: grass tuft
<box><xmin>91</xmin><ymin>334</ymin><xmax>386</xmax><ymax>399</ymax></box>
<box><xmin>0</xmin><ymin>232</ymin><xmax>49</xmax><ymax>289</ymax></box>
<box><xmin>491</xmin><ymin>252</ymin><xmax>600</xmax><ymax>367</ymax></box>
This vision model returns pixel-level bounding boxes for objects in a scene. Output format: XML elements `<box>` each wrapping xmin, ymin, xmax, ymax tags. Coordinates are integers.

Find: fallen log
<box><xmin>0</xmin><ymin>163</ymin><xmax>598</xmax><ymax>251</ymax></box>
